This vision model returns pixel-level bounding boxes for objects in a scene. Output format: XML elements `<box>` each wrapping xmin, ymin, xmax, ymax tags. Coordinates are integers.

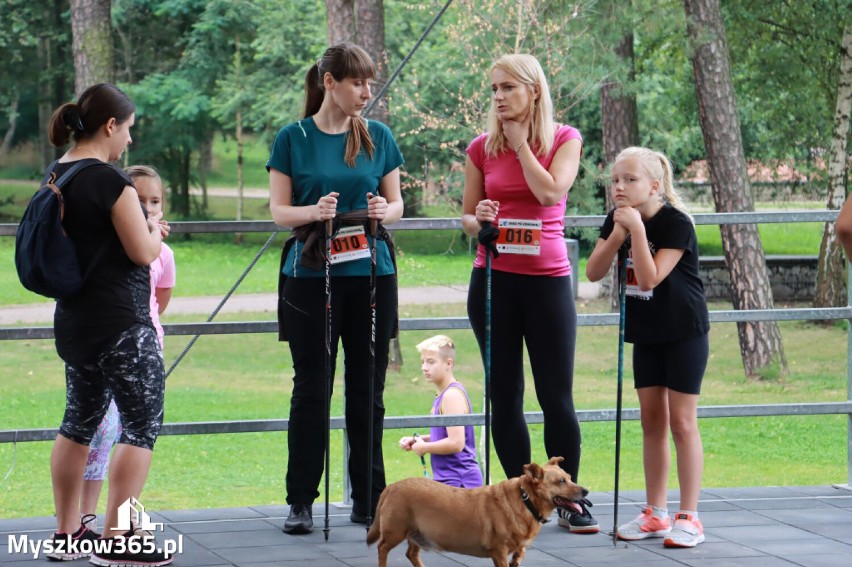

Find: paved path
<box><xmin>0</xmin><ymin>283</ymin><xmax>601</xmax><ymax>325</ymax></box>
<box><xmin>2</xmin><ymin>485</ymin><xmax>851</xmax><ymax>565</ymax></box>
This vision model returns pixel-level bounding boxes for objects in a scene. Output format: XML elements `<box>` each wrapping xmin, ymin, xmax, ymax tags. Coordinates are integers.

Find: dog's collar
<box><xmin>519</xmin><ymin>488</ymin><xmax>549</xmax><ymax>524</ymax></box>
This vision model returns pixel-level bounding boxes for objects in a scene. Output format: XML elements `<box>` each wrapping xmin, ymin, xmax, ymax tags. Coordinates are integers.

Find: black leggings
<box><xmin>282</xmin><ymin>275</ymin><xmax>397</xmax><ymax>512</ymax></box>
<box><xmin>467</xmin><ymin>269</ymin><xmax>582</xmax><ymax>481</ymax></box>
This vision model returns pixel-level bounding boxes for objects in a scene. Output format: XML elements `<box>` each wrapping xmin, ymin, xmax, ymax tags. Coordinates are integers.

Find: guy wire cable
<box><xmin>166</xmin><ymin>0</ymin><xmax>455</xmax><ymax>378</ymax></box>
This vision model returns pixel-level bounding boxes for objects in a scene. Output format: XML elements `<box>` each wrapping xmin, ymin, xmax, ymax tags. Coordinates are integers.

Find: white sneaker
<box><xmin>663</xmin><ymin>512</ymin><xmax>705</xmax><ymax>548</ymax></box>
<box><xmin>617</xmin><ymin>506</ymin><xmax>672</xmax><ymax>540</ymax></box>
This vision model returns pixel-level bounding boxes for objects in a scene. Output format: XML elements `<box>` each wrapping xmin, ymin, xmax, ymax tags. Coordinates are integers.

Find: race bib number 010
<box><xmin>329</xmin><ymin>225</ymin><xmax>370</xmax><ymax>264</ymax></box>
<box><xmin>496</xmin><ymin>219</ymin><xmax>542</xmax><ymax>255</ymax></box>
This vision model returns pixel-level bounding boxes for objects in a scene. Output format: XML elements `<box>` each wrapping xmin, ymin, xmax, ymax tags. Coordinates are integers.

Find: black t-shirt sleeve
<box><xmin>655</xmin><ymin>209</ymin><xmax>695</xmax><ymax>253</ymax></box>
<box><xmin>599</xmin><ymin>210</ymin><xmax>616</xmax><ymax>240</ymax></box>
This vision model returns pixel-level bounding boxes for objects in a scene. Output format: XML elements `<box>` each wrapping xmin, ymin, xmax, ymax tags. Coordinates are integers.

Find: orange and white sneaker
<box><xmin>617</xmin><ymin>506</ymin><xmax>672</xmax><ymax>540</ymax></box>
<box><xmin>663</xmin><ymin>512</ymin><xmax>705</xmax><ymax>548</ymax></box>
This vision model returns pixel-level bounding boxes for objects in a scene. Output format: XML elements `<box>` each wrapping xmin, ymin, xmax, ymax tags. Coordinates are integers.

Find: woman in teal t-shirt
<box><xmin>267</xmin><ymin>42</ymin><xmax>404</xmax><ymax>535</ymax></box>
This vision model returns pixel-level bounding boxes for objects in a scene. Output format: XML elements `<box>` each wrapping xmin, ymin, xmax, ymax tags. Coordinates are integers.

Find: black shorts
<box><xmin>632</xmin><ymin>332</ymin><xmax>709</xmax><ymax>395</ymax></box>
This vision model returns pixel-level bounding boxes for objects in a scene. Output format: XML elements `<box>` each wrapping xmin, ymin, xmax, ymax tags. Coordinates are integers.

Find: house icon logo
<box><xmin>112</xmin><ymin>497</ymin><xmax>164</xmax><ymax>532</ymax></box>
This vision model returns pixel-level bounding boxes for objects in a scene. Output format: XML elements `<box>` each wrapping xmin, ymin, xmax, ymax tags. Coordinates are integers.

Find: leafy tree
<box><xmin>124</xmin><ymin>72</ymin><xmax>213</xmax><ymax>217</ymax></box>
<box><xmin>814</xmin><ymin>24</ymin><xmax>852</xmax><ymax>309</ymax></box>
<box><xmin>724</xmin><ymin>0</ymin><xmax>848</xmax><ymax>162</ymax></box>
<box><xmin>386</xmin><ymin>0</ymin><xmax>609</xmax><ymax>221</ymax></box>
<box><xmin>0</xmin><ymin>0</ymin><xmax>73</xmax><ymax>169</ymax></box>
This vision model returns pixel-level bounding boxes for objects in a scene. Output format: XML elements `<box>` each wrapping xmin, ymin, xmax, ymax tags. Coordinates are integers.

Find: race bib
<box><xmin>624</xmin><ymin>257</ymin><xmax>653</xmax><ymax>299</ymax></box>
<box><xmin>496</xmin><ymin>218</ymin><xmax>542</xmax><ymax>256</ymax></box>
<box><xmin>329</xmin><ymin>225</ymin><xmax>370</xmax><ymax>264</ymax></box>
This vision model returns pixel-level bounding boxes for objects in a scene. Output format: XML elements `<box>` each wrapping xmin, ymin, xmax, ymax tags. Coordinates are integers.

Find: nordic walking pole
<box><xmin>481</xmin><ymin>222</ymin><xmax>494</xmax><ymax>487</ymax></box>
<box><xmin>366</xmin><ymin>217</ymin><xmax>379</xmax><ymax>529</ymax></box>
<box><xmin>612</xmin><ymin>244</ymin><xmax>628</xmax><ymax>546</ymax></box>
<box><xmin>323</xmin><ymin>218</ymin><xmax>333</xmax><ymax>542</ymax></box>
<box><xmin>413</xmin><ymin>433</ymin><xmax>429</xmax><ymax>478</ymax></box>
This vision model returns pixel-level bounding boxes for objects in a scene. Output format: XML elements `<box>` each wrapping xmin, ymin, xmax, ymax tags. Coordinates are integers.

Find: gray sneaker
<box><xmin>283</xmin><ymin>503</ymin><xmax>313</xmax><ymax>535</ymax></box>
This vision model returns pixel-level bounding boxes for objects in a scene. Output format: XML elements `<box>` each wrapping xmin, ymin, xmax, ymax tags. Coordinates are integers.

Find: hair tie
<box><xmin>63</xmin><ymin>107</ymin><xmax>85</xmax><ymax>133</ymax></box>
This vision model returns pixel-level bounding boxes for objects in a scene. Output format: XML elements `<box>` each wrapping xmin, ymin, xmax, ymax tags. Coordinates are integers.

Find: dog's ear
<box><xmin>523</xmin><ymin>462</ymin><xmax>544</xmax><ymax>481</ymax></box>
<box><xmin>547</xmin><ymin>456</ymin><xmax>564</xmax><ymax>467</ymax></box>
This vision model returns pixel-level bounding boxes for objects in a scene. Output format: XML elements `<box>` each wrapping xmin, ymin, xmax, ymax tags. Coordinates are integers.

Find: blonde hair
<box><xmin>416</xmin><ymin>335</ymin><xmax>456</xmax><ymax>361</ymax></box>
<box><xmin>124</xmin><ymin>165</ymin><xmax>164</xmax><ymax>198</ymax></box>
<box><xmin>485</xmin><ymin>54</ymin><xmax>555</xmax><ymax>158</ymax></box>
<box><xmin>614</xmin><ymin>147</ymin><xmax>690</xmax><ymax>217</ymax></box>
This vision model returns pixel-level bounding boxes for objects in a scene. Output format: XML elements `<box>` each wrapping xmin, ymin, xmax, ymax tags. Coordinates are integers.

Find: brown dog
<box><xmin>366</xmin><ymin>456</ymin><xmax>588</xmax><ymax>567</ymax></box>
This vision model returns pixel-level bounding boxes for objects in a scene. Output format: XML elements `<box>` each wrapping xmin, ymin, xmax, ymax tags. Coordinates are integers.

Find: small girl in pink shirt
<box><xmin>78</xmin><ymin>165</ymin><xmax>175</xmax><ymax>531</ymax></box>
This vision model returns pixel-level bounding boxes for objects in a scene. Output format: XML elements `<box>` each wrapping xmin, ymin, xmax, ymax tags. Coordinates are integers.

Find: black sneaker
<box><xmin>350</xmin><ymin>501</ymin><xmax>378</xmax><ymax>525</ymax></box>
<box><xmin>283</xmin><ymin>503</ymin><xmax>313</xmax><ymax>534</ymax></box>
<box><xmin>349</xmin><ymin>510</ymin><xmax>370</xmax><ymax>525</ymax></box>
<box><xmin>557</xmin><ymin>498</ymin><xmax>600</xmax><ymax>534</ymax></box>
<box><xmin>88</xmin><ymin>527</ymin><xmax>174</xmax><ymax>566</ymax></box>
<box><xmin>45</xmin><ymin>521</ymin><xmax>100</xmax><ymax>561</ymax></box>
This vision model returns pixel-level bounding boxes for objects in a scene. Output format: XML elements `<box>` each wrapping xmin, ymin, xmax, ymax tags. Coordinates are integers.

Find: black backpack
<box><xmin>15</xmin><ymin>158</ymin><xmax>101</xmax><ymax>299</ymax></box>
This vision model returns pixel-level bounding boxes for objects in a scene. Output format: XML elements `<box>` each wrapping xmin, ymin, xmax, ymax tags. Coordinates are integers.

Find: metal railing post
<box><xmin>847</xmin><ymin>260</ymin><xmax>852</xmax><ymax>487</ymax></box>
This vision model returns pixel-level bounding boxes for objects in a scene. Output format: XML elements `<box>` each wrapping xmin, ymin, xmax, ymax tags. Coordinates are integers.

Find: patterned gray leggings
<box><xmin>59</xmin><ymin>324</ymin><xmax>165</xmax><ymax>451</ymax></box>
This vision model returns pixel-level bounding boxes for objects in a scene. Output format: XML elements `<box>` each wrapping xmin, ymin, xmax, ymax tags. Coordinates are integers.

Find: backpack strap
<box><xmin>43</xmin><ymin>158</ymin><xmax>113</xmax><ymax>286</ymax></box>
<box><xmin>44</xmin><ymin>158</ymin><xmax>103</xmax><ymax>189</ymax></box>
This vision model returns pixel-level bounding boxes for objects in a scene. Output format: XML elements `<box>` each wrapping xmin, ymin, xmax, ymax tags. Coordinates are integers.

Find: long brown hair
<box><xmin>303</xmin><ymin>42</ymin><xmax>376</xmax><ymax>167</ymax></box>
<box><xmin>48</xmin><ymin>83</ymin><xmax>135</xmax><ymax>147</ymax></box>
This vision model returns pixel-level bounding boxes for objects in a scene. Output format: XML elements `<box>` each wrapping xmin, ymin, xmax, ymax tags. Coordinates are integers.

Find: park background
<box><xmin>0</xmin><ymin>0</ymin><xmax>850</xmax><ymax>519</ymax></box>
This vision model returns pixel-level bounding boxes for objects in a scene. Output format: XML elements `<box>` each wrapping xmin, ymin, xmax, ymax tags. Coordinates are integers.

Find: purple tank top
<box><xmin>429</xmin><ymin>382</ymin><xmax>483</xmax><ymax>488</ymax></box>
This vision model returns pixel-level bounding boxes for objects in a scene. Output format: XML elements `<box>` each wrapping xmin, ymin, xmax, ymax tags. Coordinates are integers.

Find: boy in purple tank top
<box><xmin>399</xmin><ymin>335</ymin><xmax>483</xmax><ymax>488</ymax></box>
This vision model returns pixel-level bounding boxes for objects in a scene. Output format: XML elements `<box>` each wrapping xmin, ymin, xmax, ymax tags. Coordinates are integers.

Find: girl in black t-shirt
<box><xmin>586</xmin><ymin>147</ymin><xmax>710</xmax><ymax>549</ymax></box>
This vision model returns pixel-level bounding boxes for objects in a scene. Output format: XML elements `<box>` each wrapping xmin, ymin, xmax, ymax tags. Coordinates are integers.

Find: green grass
<box><xmin>205</xmin><ymin>135</ymin><xmax>271</xmax><ymax>188</ymax></box>
<box><xmin>0</xmin><ymin>299</ymin><xmax>849</xmax><ymax>518</ymax></box>
<box><xmin>694</xmin><ymin>223</ymin><xmax>825</xmax><ymax>256</ymax></box>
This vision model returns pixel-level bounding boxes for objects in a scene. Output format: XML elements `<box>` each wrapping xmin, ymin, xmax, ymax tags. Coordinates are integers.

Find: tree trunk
<box><xmin>235</xmin><ymin>121</ymin><xmax>245</xmax><ymax>244</ymax></box>
<box><xmin>235</xmin><ymin>32</ymin><xmax>244</xmax><ymax>245</ymax></box>
<box><xmin>814</xmin><ymin>24</ymin><xmax>852</xmax><ymax>310</ymax></box>
<box><xmin>600</xmin><ymin>30</ymin><xmax>639</xmax><ymax>309</ymax></box>
<box><xmin>327</xmin><ymin>0</ymin><xmax>355</xmax><ymax>46</ymax></box>
<box><xmin>684</xmin><ymin>0</ymin><xmax>787</xmax><ymax>379</ymax></box>
<box><xmin>356</xmin><ymin>0</ymin><xmax>389</xmax><ymax>125</ymax></box>
<box><xmin>70</xmin><ymin>0</ymin><xmax>113</xmax><ymax>95</ymax></box>
<box><xmin>0</xmin><ymin>97</ymin><xmax>18</xmax><ymax>160</ymax></box>
<box><xmin>37</xmin><ymin>36</ymin><xmax>55</xmax><ymax>168</ymax></box>
<box><xmin>198</xmin><ymin>136</ymin><xmax>211</xmax><ymax>211</ymax></box>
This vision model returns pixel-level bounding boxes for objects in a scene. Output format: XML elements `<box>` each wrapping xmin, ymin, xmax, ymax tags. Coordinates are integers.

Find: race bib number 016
<box><xmin>496</xmin><ymin>219</ymin><xmax>542</xmax><ymax>255</ymax></box>
<box><xmin>329</xmin><ymin>225</ymin><xmax>370</xmax><ymax>264</ymax></box>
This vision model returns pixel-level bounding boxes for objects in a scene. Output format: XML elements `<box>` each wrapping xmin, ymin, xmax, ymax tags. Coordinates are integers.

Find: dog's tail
<box><xmin>365</xmin><ymin>490</ymin><xmax>386</xmax><ymax>546</ymax></box>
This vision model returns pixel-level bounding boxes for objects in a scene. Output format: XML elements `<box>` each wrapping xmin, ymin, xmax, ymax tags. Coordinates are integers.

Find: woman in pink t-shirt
<box><xmin>461</xmin><ymin>54</ymin><xmax>596</xmax><ymax>534</ymax></box>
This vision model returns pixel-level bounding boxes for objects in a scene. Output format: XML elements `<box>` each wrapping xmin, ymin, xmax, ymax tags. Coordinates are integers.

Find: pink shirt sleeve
<box><xmin>149</xmin><ymin>243</ymin><xmax>176</xmax><ymax>348</ymax></box>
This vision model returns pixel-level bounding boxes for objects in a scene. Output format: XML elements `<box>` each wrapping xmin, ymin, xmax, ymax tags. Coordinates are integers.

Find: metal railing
<box><xmin>2</xmin><ymin>211</ymin><xmax>851</xmax><ymax>488</ymax></box>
